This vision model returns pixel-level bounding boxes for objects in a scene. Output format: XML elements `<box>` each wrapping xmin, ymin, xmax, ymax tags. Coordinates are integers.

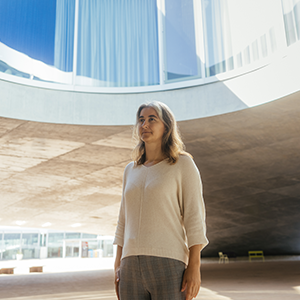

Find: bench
<box><xmin>0</xmin><ymin>266</ymin><xmax>43</xmax><ymax>275</ymax></box>
<box><xmin>248</xmin><ymin>250</ymin><xmax>265</xmax><ymax>262</ymax></box>
<box><xmin>30</xmin><ymin>266</ymin><xmax>43</xmax><ymax>273</ymax></box>
<box><xmin>0</xmin><ymin>267</ymin><xmax>15</xmax><ymax>274</ymax></box>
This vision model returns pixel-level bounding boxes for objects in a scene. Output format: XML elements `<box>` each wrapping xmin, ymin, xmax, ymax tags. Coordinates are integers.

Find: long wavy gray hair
<box><xmin>132</xmin><ymin>101</ymin><xmax>191</xmax><ymax>165</ymax></box>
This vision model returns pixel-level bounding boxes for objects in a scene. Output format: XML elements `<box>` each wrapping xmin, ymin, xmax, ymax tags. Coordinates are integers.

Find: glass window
<box><xmin>40</xmin><ymin>233</ymin><xmax>47</xmax><ymax>247</ymax></box>
<box><xmin>98</xmin><ymin>239</ymin><xmax>103</xmax><ymax>251</ymax></box>
<box><xmin>164</xmin><ymin>0</ymin><xmax>199</xmax><ymax>80</ymax></box>
<box><xmin>222</xmin><ymin>0</ymin><xmax>282</xmax><ymax>71</ymax></box>
<box><xmin>48</xmin><ymin>232</ymin><xmax>64</xmax><ymax>243</ymax></box>
<box><xmin>54</xmin><ymin>0</ymin><xmax>75</xmax><ymax>73</ymax></box>
<box><xmin>22</xmin><ymin>233</ymin><xmax>39</xmax><ymax>247</ymax></box>
<box><xmin>260</xmin><ymin>34</ymin><xmax>268</xmax><ymax>58</ymax></box>
<box><xmin>0</xmin><ymin>61</ymin><xmax>31</xmax><ymax>79</ymax></box>
<box><xmin>236</xmin><ymin>52</ymin><xmax>243</xmax><ymax>68</ymax></box>
<box><xmin>202</xmin><ymin>0</ymin><xmax>234</xmax><ymax>76</ymax></box>
<box><xmin>3</xmin><ymin>233</ymin><xmax>21</xmax><ymax>260</ymax></box>
<box><xmin>66</xmin><ymin>232</ymin><xmax>81</xmax><ymax>239</ymax></box>
<box><xmin>82</xmin><ymin>233</ymin><xmax>97</xmax><ymax>239</ymax></box>
<box><xmin>269</xmin><ymin>27</ymin><xmax>277</xmax><ymax>52</ymax></box>
<box><xmin>0</xmin><ymin>0</ymin><xmax>74</xmax><ymax>84</ymax></box>
<box><xmin>86</xmin><ymin>240</ymin><xmax>98</xmax><ymax>258</ymax></box>
<box><xmin>0</xmin><ymin>1</ymin><xmax>56</xmax><ymax>65</ymax></box>
<box><xmin>243</xmin><ymin>46</ymin><xmax>251</xmax><ymax>65</ymax></box>
<box><xmin>48</xmin><ymin>233</ymin><xmax>64</xmax><ymax>258</ymax></box>
<box><xmin>66</xmin><ymin>240</ymin><xmax>80</xmax><ymax>257</ymax></box>
<box><xmin>252</xmin><ymin>40</ymin><xmax>259</xmax><ymax>61</ymax></box>
<box><xmin>22</xmin><ymin>233</ymin><xmax>40</xmax><ymax>259</ymax></box>
<box><xmin>76</xmin><ymin>0</ymin><xmax>159</xmax><ymax>87</ymax></box>
<box><xmin>282</xmin><ymin>0</ymin><xmax>300</xmax><ymax>46</ymax></box>
<box><xmin>102</xmin><ymin>239</ymin><xmax>114</xmax><ymax>257</ymax></box>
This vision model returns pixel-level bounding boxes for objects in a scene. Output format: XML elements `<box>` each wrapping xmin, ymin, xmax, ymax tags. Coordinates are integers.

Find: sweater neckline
<box><xmin>142</xmin><ymin>158</ymin><xmax>167</xmax><ymax>168</ymax></box>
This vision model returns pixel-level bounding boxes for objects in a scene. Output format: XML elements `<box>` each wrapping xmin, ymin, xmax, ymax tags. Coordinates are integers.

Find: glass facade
<box><xmin>0</xmin><ymin>0</ymin><xmax>297</xmax><ymax>88</ymax></box>
<box><xmin>0</xmin><ymin>228</ymin><xmax>113</xmax><ymax>260</ymax></box>
<box><xmin>282</xmin><ymin>0</ymin><xmax>300</xmax><ymax>45</ymax></box>
<box><xmin>65</xmin><ymin>232</ymin><xmax>81</xmax><ymax>257</ymax></box>
<box><xmin>21</xmin><ymin>233</ymin><xmax>40</xmax><ymax>259</ymax></box>
<box><xmin>48</xmin><ymin>232</ymin><xmax>64</xmax><ymax>258</ymax></box>
<box><xmin>164</xmin><ymin>0</ymin><xmax>199</xmax><ymax>80</ymax></box>
<box><xmin>202</xmin><ymin>0</ymin><xmax>234</xmax><ymax>76</ymax></box>
<box><xmin>2</xmin><ymin>233</ymin><xmax>21</xmax><ymax>260</ymax></box>
<box><xmin>76</xmin><ymin>0</ymin><xmax>159</xmax><ymax>87</ymax></box>
<box><xmin>82</xmin><ymin>233</ymin><xmax>97</xmax><ymax>239</ymax></box>
<box><xmin>65</xmin><ymin>240</ymin><xmax>80</xmax><ymax>258</ymax></box>
<box><xmin>54</xmin><ymin>0</ymin><xmax>75</xmax><ymax>73</ymax></box>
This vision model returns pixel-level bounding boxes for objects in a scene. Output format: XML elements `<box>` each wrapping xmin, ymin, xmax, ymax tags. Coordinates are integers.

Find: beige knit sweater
<box><xmin>113</xmin><ymin>155</ymin><xmax>208</xmax><ymax>265</ymax></box>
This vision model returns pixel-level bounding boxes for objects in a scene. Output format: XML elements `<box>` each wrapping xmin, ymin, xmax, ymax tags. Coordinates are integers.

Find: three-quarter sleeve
<box><xmin>181</xmin><ymin>156</ymin><xmax>208</xmax><ymax>250</ymax></box>
<box><xmin>113</xmin><ymin>168</ymin><xmax>127</xmax><ymax>247</ymax></box>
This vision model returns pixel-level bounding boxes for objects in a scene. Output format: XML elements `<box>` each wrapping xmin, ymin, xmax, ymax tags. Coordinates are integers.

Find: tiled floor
<box><xmin>0</xmin><ymin>258</ymin><xmax>299</xmax><ymax>300</ymax></box>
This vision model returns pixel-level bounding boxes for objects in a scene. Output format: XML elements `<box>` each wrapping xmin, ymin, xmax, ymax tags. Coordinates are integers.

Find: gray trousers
<box><xmin>119</xmin><ymin>255</ymin><xmax>186</xmax><ymax>300</ymax></box>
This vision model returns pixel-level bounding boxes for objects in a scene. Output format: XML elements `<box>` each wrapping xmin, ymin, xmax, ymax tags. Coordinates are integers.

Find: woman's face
<box><xmin>138</xmin><ymin>107</ymin><xmax>166</xmax><ymax>145</ymax></box>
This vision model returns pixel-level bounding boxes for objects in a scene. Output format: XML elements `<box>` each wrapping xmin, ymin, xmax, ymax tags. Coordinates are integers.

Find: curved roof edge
<box><xmin>0</xmin><ymin>43</ymin><xmax>299</xmax><ymax>125</ymax></box>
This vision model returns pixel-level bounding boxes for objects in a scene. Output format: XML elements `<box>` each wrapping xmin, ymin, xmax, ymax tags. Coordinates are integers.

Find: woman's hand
<box><xmin>181</xmin><ymin>244</ymin><xmax>203</xmax><ymax>300</ymax></box>
<box><xmin>114</xmin><ymin>266</ymin><xmax>120</xmax><ymax>300</ymax></box>
<box><xmin>114</xmin><ymin>245</ymin><xmax>123</xmax><ymax>300</ymax></box>
<box><xmin>181</xmin><ymin>265</ymin><xmax>201</xmax><ymax>299</ymax></box>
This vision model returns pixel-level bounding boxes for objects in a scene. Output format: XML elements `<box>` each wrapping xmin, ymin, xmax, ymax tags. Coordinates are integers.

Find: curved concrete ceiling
<box><xmin>0</xmin><ymin>91</ymin><xmax>299</xmax><ymax>257</ymax></box>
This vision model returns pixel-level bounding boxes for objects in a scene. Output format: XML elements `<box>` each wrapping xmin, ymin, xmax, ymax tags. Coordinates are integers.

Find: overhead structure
<box><xmin>0</xmin><ymin>91</ymin><xmax>300</xmax><ymax>257</ymax></box>
<box><xmin>0</xmin><ymin>0</ymin><xmax>300</xmax><ymax>257</ymax></box>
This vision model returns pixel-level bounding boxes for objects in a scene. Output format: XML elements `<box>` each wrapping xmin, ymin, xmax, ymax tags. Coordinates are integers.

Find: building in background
<box><xmin>0</xmin><ymin>227</ymin><xmax>113</xmax><ymax>261</ymax></box>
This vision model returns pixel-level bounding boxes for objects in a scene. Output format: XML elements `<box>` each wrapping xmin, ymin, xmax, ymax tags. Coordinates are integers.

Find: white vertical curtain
<box><xmin>54</xmin><ymin>0</ymin><xmax>75</xmax><ymax>72</ymax></box>
<box><xmin>281</xmin><ymin>0</ymin><xmax>300</xmax><ymax>45</ymax></box>
<box><xmin>164</xmin><ymin>0</ymin><xmax>199</xmax><ymax>80</ymax></box>
<box><xmin>201</xmin><ymin>0</ymin><xmax>233</xmax><ymax>76</ymax></box>
<box><xmin>76</xmin><ymin>0</ymin><xmax>159</xmax><ymax>87</ymax></box>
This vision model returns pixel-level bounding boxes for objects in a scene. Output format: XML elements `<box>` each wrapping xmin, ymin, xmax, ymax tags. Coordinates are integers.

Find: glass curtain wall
<box><xmin>65</xmin><ymin>232</ymin><xmax>80</xmax><ymax>257</ymax></box>
<box><xmin>103</xmin><ymin>240</ymin><xmax>114</xmax><ymax>257</ymax></box>
<box><xmin>201</xmin><ymin>0</ymin><xmax>233</xmax><ymax>76</ymax></box>
<box><xmin>0</xmin><ymin>0</ymin><xmax>75</xmax><ymax>84</ymax></box>
<box><xmin>0</xmin><ymin>0</ymin><xmax>293</xmax><ymax>86</ymax></box>
<box><xmin>21</xmin><ymin>233</ymin><xmax>40</xmax><ymax>259</ymax></box>
<box><xmin>0</xmin><ymin>0</ymin><xmax>58</xmax><ymax>81</ymax></box>
<box><xmin>164</xmin><ymin>0</ymin><xmax>199</xmax><ymax>80</ymax></box>
<box><xmin>2</xmin><ymin>233</ymin><xmax>21</xmax><ymax>260</ymax></box>
<box><xmin>54</xmin><ymin>0</ymin><xmax>75</xmax><ymax>73</ymax></box>
<box><xmin>0</xmin><ymin>228</ymin><xmax>114</xmax><ymax>260</ymax></box>
<box><xmin>48</xmin><ymin>232</ymin><xmax>64</xmax><ymax>258</ymax></box>
<box><xmin>82</xmin><ymin>233</ymin><xmax>97</xmax><ymax>239</ymax></box>
<box><xmin>40</xmin><ymin>233</ymin><xmax>47</xmax><ymax>247</ymax></box>
<box><xmin>282</xmin><ymin>0</ymin><xmax>300</xmax><ymax>45</ymax></box>
<box><xmin>202</xmin><ymin>0</ymin><xmax>284</xmax><ymax>76</ymax></box>
<box><xmin>76</xmin><ymin>0</ymin><xmax>159</xmax><ymax>87</ymax></box>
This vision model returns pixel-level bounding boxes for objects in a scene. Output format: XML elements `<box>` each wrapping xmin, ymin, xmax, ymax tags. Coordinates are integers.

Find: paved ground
<box><xmin>0</xmin><ymin>258</ymin><xmax>299</xmax><ymax>300</ymax></box>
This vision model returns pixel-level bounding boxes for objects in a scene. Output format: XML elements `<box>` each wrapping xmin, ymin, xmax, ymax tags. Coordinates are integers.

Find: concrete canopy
<box><xmin>0</xmin><ymin>91</ymin><xmax>299</xmax><ymax>257</ymax></box>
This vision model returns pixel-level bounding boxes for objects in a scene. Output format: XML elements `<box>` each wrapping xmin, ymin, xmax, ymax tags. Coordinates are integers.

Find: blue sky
<box><xmin>0</xmin><ymin>0</ymin><xmax>56</xmax><ymax>65</ymax></box>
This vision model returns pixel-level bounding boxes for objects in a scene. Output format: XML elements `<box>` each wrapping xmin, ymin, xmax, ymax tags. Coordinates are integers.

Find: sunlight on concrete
<box><xmin>197</xmin><ymin>288</ymin><xmax>232</xmax><ymax>300</ymax></box>
<box><xmin>223</xmin><ymin>290</ymin><xmax>298</xmax><ymax>294</ymax></box>
<box><xmin>0</xmin><ymin>290</ymin><xmax>117</xmax><ymax>300</ymax></box>
<box><xmin>1</xmin><ymin>257</ymin><xmax>114</xmax><ymax>274</ymax></box>
<box><xmin>294</xmin><ymin>286</ymin><xmax>300</xmax><ymax>294</ymax></box>
<box><xmin>2</xmin><ymin>288</ymin><xmax>234</xmax><ymax>300</ymax></box>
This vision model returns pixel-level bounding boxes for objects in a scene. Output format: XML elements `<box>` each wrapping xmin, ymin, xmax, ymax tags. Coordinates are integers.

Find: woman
<box><xmin>114</xmin><ymin>101</ymin><xmax>208</xmax><ymax>300</ymax></box>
